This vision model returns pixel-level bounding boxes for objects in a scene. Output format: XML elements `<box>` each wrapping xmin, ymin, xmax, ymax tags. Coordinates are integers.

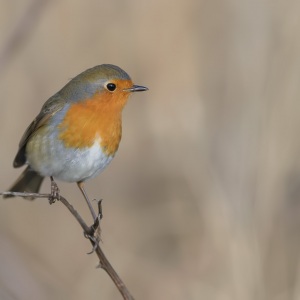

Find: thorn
<box><xmin>96</xmin><ymin>263</ymin><xmax>101</xmax><ymax>269</ymax></box>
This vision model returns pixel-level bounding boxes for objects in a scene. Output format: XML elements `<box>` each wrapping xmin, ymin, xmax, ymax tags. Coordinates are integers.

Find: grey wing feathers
<box><xmin>13</xmin><ymin>95</ymin><xmax>66</xmax><ymax>168</ymax></box>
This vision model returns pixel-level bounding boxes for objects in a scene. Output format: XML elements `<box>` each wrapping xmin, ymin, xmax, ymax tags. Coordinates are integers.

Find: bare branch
<box><xmin>1</xmin><ymin>191</ymin><xmax>135</xmax><ymax>300</ymax></box>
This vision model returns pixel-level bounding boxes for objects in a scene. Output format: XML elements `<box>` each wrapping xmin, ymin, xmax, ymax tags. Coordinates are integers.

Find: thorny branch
<box><xmin>0</xmin><ymin>191</ymin><xmax>135</xmax><ymax>300</ymax></box>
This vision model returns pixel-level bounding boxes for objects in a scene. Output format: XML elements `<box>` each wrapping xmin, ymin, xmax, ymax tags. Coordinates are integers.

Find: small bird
<box><xmin>5</xmin><ymin>64</ymin><xmax>148</xmax><ymax>218</ymax></box>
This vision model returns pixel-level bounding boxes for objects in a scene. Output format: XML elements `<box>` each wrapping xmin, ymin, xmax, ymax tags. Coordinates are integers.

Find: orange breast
<box><xmin>58</xmin><ymin>86</ymin><xmax>131</xmax><ymax>156</ymax></box>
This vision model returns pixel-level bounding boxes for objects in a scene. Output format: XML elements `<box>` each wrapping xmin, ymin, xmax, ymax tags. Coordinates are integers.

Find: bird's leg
<box><xmin>77</xmin><ymin>182</ymin><xmax>103</xmax><ymax>254</ymax></box>
<box><xmin>85</xmin><ymin>199</ymin><xmax>103</xmax><ymax>254</ymax></box>
<box><xmin>49</xmin><ymin>176</ymin><xmax>60</xmax><ymax>204</ymax></box>
<box><xmin>77</xmin><ymin>182</ymin><xmax>97</xmax><ymax>221</ymax></box>
<box><xmin>90</xmin><ymin>199</ymin><xmax>103</xmax><ymax>235</ymax></box>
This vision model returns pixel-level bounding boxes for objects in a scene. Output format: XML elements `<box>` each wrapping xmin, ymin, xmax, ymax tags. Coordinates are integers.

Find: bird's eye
<box><xmin>106</xmin><ymin>83</ymin><xmax>116</xmax><ymax>92</ymax></box>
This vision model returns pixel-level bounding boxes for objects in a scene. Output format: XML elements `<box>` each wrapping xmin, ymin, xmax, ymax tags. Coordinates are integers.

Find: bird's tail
<box><xmin>4</xmin><ymin>166</ymin><xmax>44</xmax><ymax>199</ymax></box>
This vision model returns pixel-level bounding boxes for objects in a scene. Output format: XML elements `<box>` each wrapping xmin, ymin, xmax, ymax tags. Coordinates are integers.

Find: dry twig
<box><xmin>1</xmin><ymin>190</ymin><xmax>135</xmax><ymax>300</ymax></box>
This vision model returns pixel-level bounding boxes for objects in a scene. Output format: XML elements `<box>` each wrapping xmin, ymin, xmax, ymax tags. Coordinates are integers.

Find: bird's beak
<box><xmin>124</xmin><ymin>85</ymin><xmax>148</xmax><ymax>92</ymax></box>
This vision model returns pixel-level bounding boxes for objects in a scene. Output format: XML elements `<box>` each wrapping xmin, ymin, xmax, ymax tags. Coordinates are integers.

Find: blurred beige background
<box><xmin>1</xmin><ymin>0</ymin><xmax>300</xmax><ymax>299</ymax></box>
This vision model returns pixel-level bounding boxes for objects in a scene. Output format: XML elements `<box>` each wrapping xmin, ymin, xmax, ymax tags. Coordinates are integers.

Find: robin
<box><xmin>4</xmin><ymin>64</ymin><xmax>148</xmax><ymax>219</ymax></box>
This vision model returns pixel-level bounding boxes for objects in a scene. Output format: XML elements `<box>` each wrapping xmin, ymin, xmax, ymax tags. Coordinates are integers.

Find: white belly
<box><xmin>26</xmin><ymin>136</ymin><xmax>114</xmax><ymax>183</ymax></box>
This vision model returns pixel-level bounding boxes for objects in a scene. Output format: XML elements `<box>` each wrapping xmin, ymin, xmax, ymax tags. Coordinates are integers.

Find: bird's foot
<box><xmin>84</xmin><ymin>200</ymin><xmax>103</xmax><ymax>254</ymax></box>
<box><xmin>49</xmin><ymin>177</ymin><xmax>60</xmax><ymax>204</ymax></box>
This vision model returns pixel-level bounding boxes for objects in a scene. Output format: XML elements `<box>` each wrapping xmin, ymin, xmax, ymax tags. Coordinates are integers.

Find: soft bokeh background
<box><xmin>1</xmin><ymin>0</ymin><xmax>300</xmax><ymax>299</ymax></box>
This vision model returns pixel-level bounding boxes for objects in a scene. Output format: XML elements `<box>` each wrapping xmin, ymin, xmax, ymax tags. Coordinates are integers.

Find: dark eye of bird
<box><xmin>106</xmin><ymin>83</ymin><xmax>116</xmax><ymax>92</ymax></box>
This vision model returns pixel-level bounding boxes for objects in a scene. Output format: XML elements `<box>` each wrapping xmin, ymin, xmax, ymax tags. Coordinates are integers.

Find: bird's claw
<box><xmin>84</xmin><ymin>201</ymin><xmax>103</xmax><ymax>254</ymax></box>
<box><xmin>84</xmin><ymin>232</ymin><xmax>99</xmax><ymax>254</ymax></box>
<box><xmin>49</xmin><ymin>177</ymin><xmax>60</xmax><ymax>204</ymax></box>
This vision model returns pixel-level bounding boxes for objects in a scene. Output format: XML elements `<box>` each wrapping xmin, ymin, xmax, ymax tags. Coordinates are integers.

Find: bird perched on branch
<box><xmin>5</xmin><ymin>64</ymin><xmax>148</xmax><ymax>218</ymax></box>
